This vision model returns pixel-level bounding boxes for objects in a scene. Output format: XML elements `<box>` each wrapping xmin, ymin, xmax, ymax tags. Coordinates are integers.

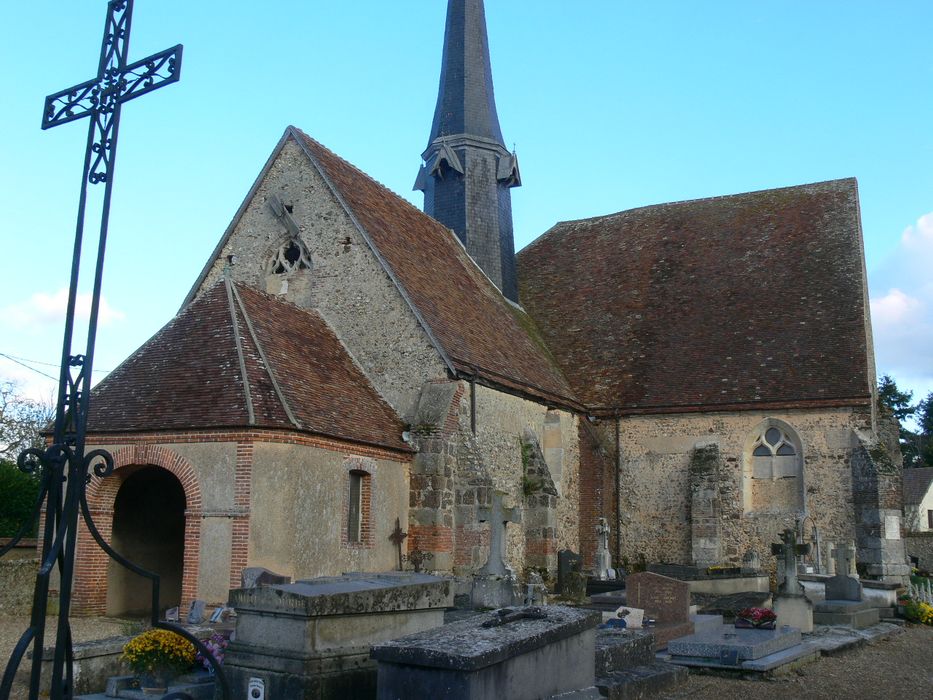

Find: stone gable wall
<box><xmin>196</xmin><ymin>137</ymin><xmax>447</xmax><ymax>421</ymax></box>
<box><xmin>586</xmin><ymin>407</ymin><xmax>871</xmax><ymax>571</ymax></box>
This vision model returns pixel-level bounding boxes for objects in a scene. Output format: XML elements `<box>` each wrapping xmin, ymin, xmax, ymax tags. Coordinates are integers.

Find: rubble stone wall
<box><xmin>587</xmin><ymin>407</ymin><xmax>872</xmax><ymax>572</ymax></box>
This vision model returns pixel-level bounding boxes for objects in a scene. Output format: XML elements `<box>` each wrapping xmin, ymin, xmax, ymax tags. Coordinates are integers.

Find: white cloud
<box><xmin>0</xmin><ymin>288</ymin><xmax>125</xmax><ymax>331</ymax></box>
<box><xmin>902</xmin><ymin>212</ymin><xmax>933</xmax><ymax>253</ymax></box>
<box><xmin>869</xmin><ymin>212</ymin><xmax>933</xmax><ymax>395</ymax></box>
<box><xmin>870</xmin><ymin>288</ymin><xmax>923</xmax><ymax>328</ymax></box>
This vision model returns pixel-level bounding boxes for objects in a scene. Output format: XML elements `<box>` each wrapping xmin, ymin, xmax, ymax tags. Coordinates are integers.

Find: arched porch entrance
<box><xmin>106</xmin><ymin>466</ymin><xmax>186</xmax><ymax>616</ymax></box>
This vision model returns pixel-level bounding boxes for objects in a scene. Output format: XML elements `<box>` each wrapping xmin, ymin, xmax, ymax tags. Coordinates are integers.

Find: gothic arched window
<box><xmin>743</xmin><ymin>420</ymin><xmax>804</xmax><ymax>514</ymax></box>
<box><xmin>266</xmin><ymin>238</ymin><xmax>311</xmax><ymax>276</ymax></box>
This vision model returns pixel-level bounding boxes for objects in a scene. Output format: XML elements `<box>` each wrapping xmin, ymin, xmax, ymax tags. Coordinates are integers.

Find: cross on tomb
<box><xmin>832</xmin><ymin>544</ymin><xmax>855</xmax><ymax>578</ymax></box>
<box><xmin>770</xmin><ymin>528</ymin><xmax>810</xmax><ymax>595</ymax></box>
<box><xmin>478</xmin><ymin>491</ymin><xmax>522</xmax><ymax>577</ymax></box>
<box><xmin>389</xmin><ymin>516</ymin><xmax>408</xmax><ymax>571</ymax></box>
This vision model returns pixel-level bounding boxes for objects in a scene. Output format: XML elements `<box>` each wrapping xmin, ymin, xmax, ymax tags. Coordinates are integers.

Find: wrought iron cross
<box><xmin>389</xmin><ymin>517</ymin><xmax>408</xmax><ymax>571</ymax></box>
<box><xmin>0</xmin><ymin>4</ymin><xmax>188</xmax><ymax>700</ymax></box>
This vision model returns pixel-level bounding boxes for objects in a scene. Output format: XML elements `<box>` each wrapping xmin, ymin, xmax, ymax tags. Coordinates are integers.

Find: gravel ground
<box><xmin>1</xmin><ymin>616</ymin><xmax>931</xmax><ymax>699</ymax></box>
<box><xmin>0</xmin><ymin>615</ymin><xmax>126</xmax><ymax>700</ymax></box>
<box><xmin>659</xmin><ymin>623</ymin><xmax>933</xmax><ymax>700</ymax></box>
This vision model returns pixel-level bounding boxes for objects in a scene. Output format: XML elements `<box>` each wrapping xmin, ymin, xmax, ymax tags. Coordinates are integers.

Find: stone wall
<box><xmin>75</xmin><ymin>432</ymin><xmax>410</xmax><ymax>615</ymax></box>
<box><xmin>196</xmin><ymin>136</ymin><xmax>448</xmax><ymax>421</ymax></box>
<box><xmin>585</xmin><ymin>407</ymin><xmax>873</xmax><ymax>572</ymax></box>
<box><xmin>0</xmin><ymin>557</ymin><xmax>38</xmax><ymax>614</ymax></box>
<box><xmin>249</xmin><ymin>442</ymin><xmax>409</xmax><ymax>579</ymax></box>
<box><xmin>407</xmin><ymin>380</ymin><xmax>580</xmax><ymax>579</ymax></box>
<box><xmin>905</xmin><ymin>532</ymin><xmax>933</xmax><ymax>572</ymax></box>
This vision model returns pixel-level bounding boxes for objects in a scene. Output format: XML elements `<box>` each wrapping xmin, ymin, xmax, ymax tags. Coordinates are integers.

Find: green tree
<box><xmin>0</xmin><ymin>459</ymin><xmax>40</xmax><ymax>537</ymax></box>
<box><xmin>917</xmin><ymin>391</ymin><xmax>933</xmax><ymax>468</ymax></box>
<box><xmin>0</xmin><ymin>381</ymin><xmax>53</xmax><ymax>462</ymax></box>
<box><xmin>877</xmin><ymin>375</ymin><xmax>922</xmax><ymax>467</ymax></box>
<box><xmin>877</xmin><ymin>374</ymin><xmax>915</xmax><ymax>423</ymax></box>
<box><xmin>0</xmin><ymin>381</ymin><xmax>51</xmax><ymax>537</ymax></box>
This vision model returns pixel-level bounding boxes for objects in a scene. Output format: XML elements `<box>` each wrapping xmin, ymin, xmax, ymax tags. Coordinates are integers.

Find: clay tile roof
<box><xmin>291</xmin><ymin>128</ymin><xmax>579</xmax><ymax>409</ymax></box>
<box><xmin>87</xmin><ymin>280</ymin><xmax>409</xmax><ymax>452</ymax></box>
<box><xmin>517</xmin><ymin>179</ymin><xmax>872</xmax><ymax>413</ymax></box>
<box><xmin>904</xmin><ymin>468</ymin><xmax>933</xmax><ymax>506</ymax></box>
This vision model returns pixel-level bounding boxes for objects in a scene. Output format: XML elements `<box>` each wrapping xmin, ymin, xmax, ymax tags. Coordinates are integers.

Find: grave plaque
<box><xmin>625</xmin><ymin>571</ymin><xmax>694</xmax><ymax>649</ymax></box>
<box><xmin>625</xmin><ymin>572</ymin><xmax>690</xmax><ymax>625</ymax></box>
<box><xmin>557</xmin><ymin>549</ymin><xmax>582</xmax><ymax>594</ymax></box>
<box><xmin>187</xmin><ymin>599</ymin><xmax>206</xmax><ymax>625</ymax></box>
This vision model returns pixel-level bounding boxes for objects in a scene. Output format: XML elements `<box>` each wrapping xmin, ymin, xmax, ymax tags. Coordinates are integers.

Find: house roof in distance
<box><xmin>517</xmin><ymin>178</ymin><xmax>873</xmax><ymax>414</ymax></box>
<box><xmin>291</xmin><ymin>128</ymin><xmax>579</xmax><ymax>409</ymax></box>
<box><xmin>87</xmin><ymin>279</ymin><xmax>410</xmax><ymax>453</ymax></box>
<box><xmin>904</xmin><ymin>467</ymin><xmax>933</xmax><ymax>506</ymax></box>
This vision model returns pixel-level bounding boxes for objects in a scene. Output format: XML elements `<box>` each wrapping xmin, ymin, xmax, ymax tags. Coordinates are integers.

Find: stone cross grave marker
<box><xmin>478</xmin><ymin>491</ymin><xmax>522</xmax><ymax>577</ymax></box>
<box><xmin>825</xmin><ymin>544</ymin><xmax>863</xmax><ymax>601</ymax></box>
<box><xmin>831</xmin><ymin>544</ymin><xmax>855</xmax><ymax>579</ymax></box>
<box><xmin>389</xmin><ymin>517</ymin><xmax>408</xmax><ymax>571</ymax></box>
<box><xmin>595</xmin><ymin>517</ymin><xmax>612</xmax><ymax>580</ymax></box>
<box><xmin>771</xmin><ymin>528</ymin><xmax>810</xmax><ymax>595</ymax></box>
<box><xmin>625</xmin><ymin>571</ymin><xmax>690</xmax><ymax>625</ymax></box>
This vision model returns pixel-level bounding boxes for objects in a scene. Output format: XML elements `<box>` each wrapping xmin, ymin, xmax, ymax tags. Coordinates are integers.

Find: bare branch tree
<box><xmin>0</xmin><ymin>381</ymin><xmax>55</xmax><ymax>462</ymax></box>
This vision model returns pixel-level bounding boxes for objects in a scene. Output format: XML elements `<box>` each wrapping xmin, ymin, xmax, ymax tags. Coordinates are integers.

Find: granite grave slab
<box><xmin>625</xmin><ymin>572</ymin><xmax>694</xmax><ymax>648</ymax></box>
<box><xmin>668</xmin><ymin>624</ymin><xmax>802</xmax><ymax>663</ymax></box>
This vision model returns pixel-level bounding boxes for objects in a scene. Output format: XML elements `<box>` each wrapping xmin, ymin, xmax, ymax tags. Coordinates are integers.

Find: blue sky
<box><xmin>1</xmin><ymin>1</ymin><xmax>931</xmax><ymax>416</ymax></box>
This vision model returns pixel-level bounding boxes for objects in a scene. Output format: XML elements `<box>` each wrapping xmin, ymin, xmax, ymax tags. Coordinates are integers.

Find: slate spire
<box><xmin>415</xmin><ymin>0</ymin><xmax>521</xmax><ymax>303</ymax></box>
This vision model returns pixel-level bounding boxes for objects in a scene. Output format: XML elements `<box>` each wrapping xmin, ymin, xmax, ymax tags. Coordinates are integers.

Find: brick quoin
<box><xmin>72</xmin><ymin>445</ymin><xmax>203</xmax><ymax>616</ymax></box>
<box><xmin>228</xmin><ymin>441</ymin><xmax>253</xmax><ymax>589</ymax></box>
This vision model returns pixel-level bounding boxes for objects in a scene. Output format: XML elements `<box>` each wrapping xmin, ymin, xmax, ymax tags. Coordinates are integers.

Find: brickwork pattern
<box><xmin>73</xmin><ymin>445</ymin><xmax>202</xmax><ymax>615</ymax></box>
<box><xmin>340</xmin><ymin>458</ymin><xmax>376</xmax><ymax>549</ymax></box>
<box><xmin>228</xmin><ymin>441</ymin><xmax>253</xmax><ymax>588</ymax></box>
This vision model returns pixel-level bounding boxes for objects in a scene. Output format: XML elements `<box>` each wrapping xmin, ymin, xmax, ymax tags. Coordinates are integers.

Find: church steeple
<box><xmin>415</xmin><ymin>0</ymin><xmax>521</xmax><ymax>303</ymax></box>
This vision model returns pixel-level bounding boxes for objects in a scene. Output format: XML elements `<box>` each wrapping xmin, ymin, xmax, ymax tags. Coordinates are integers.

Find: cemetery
<box><xmin>2</xmin><ymin>1</ymin><xmax>933</xmax><ymax>699</ymax></box>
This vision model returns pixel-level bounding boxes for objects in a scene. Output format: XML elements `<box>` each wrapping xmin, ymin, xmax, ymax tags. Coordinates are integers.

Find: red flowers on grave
<box><xmin>735</xmin><ymin>607</ymin><xmax>777</xmax><ymax>629</ymax></box>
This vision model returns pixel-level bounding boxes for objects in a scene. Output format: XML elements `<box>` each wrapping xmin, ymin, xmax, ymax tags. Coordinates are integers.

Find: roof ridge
<box><xmin>289</xmin><ymin>126</ymin><xmax>448</xmax><ymax>230</ymax></box>
<box><xmin>224</xmin><ymin>274</ymin><xmax>256</xmax><ymax>425</ymax></box>
<box><xmin>519</xmin><ymin>177</ymin><xmax>859</xmax><ymax>256</ymax></box>
<box><xmin>229</xmin><ymin>282</ymin><xmax>302</xmax><ymax>429</ymax></box>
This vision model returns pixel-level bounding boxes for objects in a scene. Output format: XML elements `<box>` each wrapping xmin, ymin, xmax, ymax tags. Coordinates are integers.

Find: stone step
<box><xmin>596</xmin><ymin>662</ymin><xmax>688</xmax><ymax>700</ymax></box>
<box><xmin>595</xmin><ymin>629</ymin><xmax>655</xmax><ymax>674</ymax></box>
<box><xmin>813</xmin><ymin>607</ymin><xmax>880</xmax><ymax>629</ymax></box>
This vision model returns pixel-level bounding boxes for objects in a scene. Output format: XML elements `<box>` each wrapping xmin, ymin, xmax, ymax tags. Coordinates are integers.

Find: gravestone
<box><xmin>371</xmin><ymin>605</ymin><xmax>600</xmax><ymax>700</ymax></box>
<box><xmin>741</xmin><ymin>549</ymin><xmax>761</xmax><ymax>574</ymax></box>
<box><xmin>771</xmin><ymin>528</ymin><xmax>813</xmax><ymax>632</ymax></box>
<box><xmin>472</xmin><ymin>492</ymin><xmax>522</xmax><ymax>608</ymax></box>
<box><xmin>241</xmin><ymin>566</ymin><xmax>291</xmax><ymax>588</ymax></box>
<box><xmin>595</xmin><ymin>518</ymin><xmax>612</xmax><ymax>580</ymax></box>
<box><xmin>223</xmin><ymin>572</ymin><xmax>451</xmax><ymax>699</ymax></box>
<box><xmin>187</xmin><ymin>599</ymin><xmax>206</xmax><ymax>624</ymax></box>
<box><xmin>625</xmin><ymin>572</ymin><xmax>694</xmax><ymax>649</ymax></box>
<box><xmin>813</xmin><ymin>550</ymin><xmax>880</xmax><ymax>629</ymax></box>
<box><xmin>557</xmin><ymin>549</ymin><xmax>582</xmax><ymax>594</ymax></box>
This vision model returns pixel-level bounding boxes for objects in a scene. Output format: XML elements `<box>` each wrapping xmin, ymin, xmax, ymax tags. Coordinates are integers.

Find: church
<box><xmin>72</xmin><ymin>0</ymin><xmax>908</xmax><ymax>616</ymax></box>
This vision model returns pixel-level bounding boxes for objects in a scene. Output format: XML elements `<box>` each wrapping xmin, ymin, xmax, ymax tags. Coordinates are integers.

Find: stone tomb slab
<box><xmin>371</xmin><ymin>605</ymin><xmax>600</xmax><ymax>700</ymax></box>
<box><xmin>668</xmin><ymin>625</ymin><xmax>802</xmax><ymax>663</ymax></box>
<box><xmin>224</xmin><ymin>572</ymin><xmax>451</xmax><ymax>700</ymax></box>
<box><xmin>813</xmin><ymin>599</ymin><xmax>880</xmax><ymax>629</ymax></box>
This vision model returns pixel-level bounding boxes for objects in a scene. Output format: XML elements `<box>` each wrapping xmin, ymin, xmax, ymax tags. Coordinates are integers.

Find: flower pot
<box><xmin>139</xmin><ymin>672</ymin><xmax>170</xmax><ymax>695</ymax></box>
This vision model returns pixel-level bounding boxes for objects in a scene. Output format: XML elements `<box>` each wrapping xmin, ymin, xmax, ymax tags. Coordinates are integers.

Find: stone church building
<box><xmin>73</xmin><ymin>0</ymin><xmax>907</xmax><ymax>615</ymax></box>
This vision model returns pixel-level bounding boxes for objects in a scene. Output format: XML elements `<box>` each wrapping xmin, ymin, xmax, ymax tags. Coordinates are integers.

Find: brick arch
<box><xmin>74</xmin><ymin>445</ymin><xmax>202</xmax><ymax>615</ymax></box>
